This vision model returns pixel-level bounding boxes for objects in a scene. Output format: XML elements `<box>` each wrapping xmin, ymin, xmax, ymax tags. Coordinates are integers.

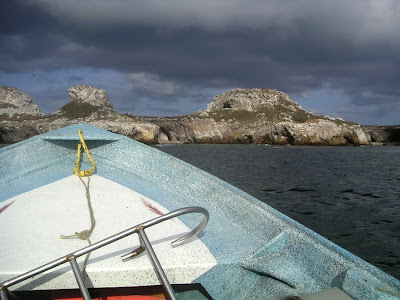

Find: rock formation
<box><xmin>165</xmin><ymin>88</ymin><xmax>370</xmax><ymax>145</ymax></box>
<box><xmin>0</xmin><ymin>86</ymin><xmax>42</xmax><ymax>117</ymax></box>
<box><xmin>361</xmin><ymin>125</ymin><xmax>400</xmax><ymax>144</ymax></box>
<box><xmin>207</xmin><ymin>89</ymin><xmax>302</xmax><ymax>117</ymax></box>
<box><xmin>50</xmin><ymin>85</ymin><xmax>117</xmax><ymax>120</ymax></box>
<box><xmin>0</xmin><ymin>85</ymin><xmax>389</xmax><ymax>146</ymax></box>
<box><xmin>68</xmin><ymin>85</ymin><xmax>113</xmax><ymax>109</ymax></box>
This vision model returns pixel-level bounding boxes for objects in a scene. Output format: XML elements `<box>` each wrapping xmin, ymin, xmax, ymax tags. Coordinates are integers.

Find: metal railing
<box><xmin>0</xmin><ymin>206</ymin><xmax>209</xmax><ymax>300</ymax></box>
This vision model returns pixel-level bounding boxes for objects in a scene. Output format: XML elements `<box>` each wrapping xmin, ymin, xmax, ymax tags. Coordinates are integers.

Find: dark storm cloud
<box><xmin>1</xmin><ymin>0</ymin><xmax>399</xmax><ymax>123</ymax></box>
<box><xmin>0</xmin><ymin>1</ymin><xmax>54</xmax><ymax>34</ymax></box>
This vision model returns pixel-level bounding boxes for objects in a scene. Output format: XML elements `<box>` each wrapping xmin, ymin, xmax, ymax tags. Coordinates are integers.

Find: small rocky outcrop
<box><xmin>51</xmin><ymin>85</ymin><xmax>117</xmax><ymax>120</ymax></box>
<box><xmin>0</xmin><ymin>86</ymin><xmax>42</xmax><ymax>117</ymax></box>
<box><xmin>68</xmin><ymin>85</ymin><xmax>113</xmax><ymax>109</ymax></box>
<box><xmin>187</xmin><ymin>88</ymin><xmax>369</xmax><ymax>145</ymax></box>
<box><xmin>204</xmin><ymin>88</ymin><xmax>342</xmax><ymax>123</ymax></box>
<box><xmin>207</xmin><ymin>89</ymin><xmax>303</xmax><ymax>116</ymax></box>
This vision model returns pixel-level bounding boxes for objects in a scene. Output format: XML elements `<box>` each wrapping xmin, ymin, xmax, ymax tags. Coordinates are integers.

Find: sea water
<box><xmin>158</xmin><ymin>144</ymin><xmax>400</xmax><ymax>280</ymax></box>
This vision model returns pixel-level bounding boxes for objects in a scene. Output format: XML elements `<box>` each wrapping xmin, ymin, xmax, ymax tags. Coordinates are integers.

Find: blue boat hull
<box><xmin>1</xmin><ymin>124</ymin><xmax>399</xmax><ymax>299</ymax></box>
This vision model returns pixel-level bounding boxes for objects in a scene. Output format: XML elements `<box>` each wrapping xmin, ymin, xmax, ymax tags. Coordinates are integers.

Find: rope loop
<box><xmin>60</xmin><ymin>230</ymin><xmax>90</xmax><ymax>240</ymax></box>
<box><xmin>74</xmin><ymin>129</ymin><xmax>96</xmax><ymax>177</ymax></box>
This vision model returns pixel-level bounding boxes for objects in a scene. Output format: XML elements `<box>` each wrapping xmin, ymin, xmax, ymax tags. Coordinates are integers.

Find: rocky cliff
<box><xmin>361</xmin><ymin>125</ymin><xmax>400</xmax><ymax>144</ymax></box>
<box><xmin>0</xmin><ymin>85</ymin><xmax>377</xmax><ymax>145</ymax></box>
<box><xmin>147</xmin><ymin>89</ymin><xmax>370</xmax><ymax>145</ymax></box>
<box><xmin>0</xmin><ymin>86</ymin><xmax>42</xmax><ymax>117</ymax></box>
<box><xmin>67</xmin><ymin>85</ymin><xmax>114</xmax><ymax>109</ymax></box>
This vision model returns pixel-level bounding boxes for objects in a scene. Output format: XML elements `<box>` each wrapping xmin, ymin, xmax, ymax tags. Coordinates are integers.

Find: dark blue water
<box><xmin>158</xmin><ymin>144</ymin><xmax>400</xmax><ymax>280</ymax></box>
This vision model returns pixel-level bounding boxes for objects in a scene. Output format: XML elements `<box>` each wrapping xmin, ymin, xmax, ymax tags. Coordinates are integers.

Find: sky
<box><xmin>1</xmin><ymin>0</ymin><xmax>399</xmax><ymax>125</ymax></box>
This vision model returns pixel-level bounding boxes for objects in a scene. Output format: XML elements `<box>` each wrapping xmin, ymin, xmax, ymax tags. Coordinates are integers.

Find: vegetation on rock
<box><xmin>58</xmin><ymin>101</ymin><xmax>99</xmax><ymax>119</ymax></box>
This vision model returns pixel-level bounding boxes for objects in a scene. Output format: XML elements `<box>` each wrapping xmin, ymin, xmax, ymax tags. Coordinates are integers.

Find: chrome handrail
<box><xmin>0</xmin><ymin>206</ymin><xmax>209</xmax><ymax>300</ymax></box>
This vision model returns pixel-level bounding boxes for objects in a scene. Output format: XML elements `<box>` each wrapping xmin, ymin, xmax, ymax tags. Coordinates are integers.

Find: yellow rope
<box><xmin>74</xmin><ymin>129</ymin><xmax>96</xmax><ymax>177</ymax></box>
<box><xmin>61</xmin><ymin>129</ymin><xmax>96</xmax><ymax>276</ymax></box>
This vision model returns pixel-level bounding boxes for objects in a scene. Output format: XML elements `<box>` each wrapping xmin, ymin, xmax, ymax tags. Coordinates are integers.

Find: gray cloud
<box><xmin>26</xmin><ymin>0</ymin><xmax>400</xmax><ymax>37</ymax></box>
<box><xmin>1</xmin><ymin>0</ymin><xmax>399</xmax><ymax>124</ymax></box>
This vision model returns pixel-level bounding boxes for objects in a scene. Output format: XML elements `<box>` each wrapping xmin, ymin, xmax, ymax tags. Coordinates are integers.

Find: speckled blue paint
<box><xmin>1</xmin><ymin>124</ymin><xmax>399</xmax><ymax>300</ymax></box>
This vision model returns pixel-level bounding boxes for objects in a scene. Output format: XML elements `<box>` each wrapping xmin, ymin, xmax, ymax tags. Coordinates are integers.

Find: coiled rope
<box><xmin>60</xmin><ymin>129</ymin><xmax>96</xmax><ymax>275</ymax></box>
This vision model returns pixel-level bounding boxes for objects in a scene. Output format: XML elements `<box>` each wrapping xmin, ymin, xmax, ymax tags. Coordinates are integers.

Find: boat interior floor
<box><xmin>10</xmin><ymin>284</ymin><xmax>213</xmax><ymax>300</ymax></box>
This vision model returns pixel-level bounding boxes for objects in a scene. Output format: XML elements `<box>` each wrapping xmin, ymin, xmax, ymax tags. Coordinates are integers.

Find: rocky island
<box><xmin>0</xmin><ymin>85</ymin><xmax>398</xmax><ymax>145</ymax></box>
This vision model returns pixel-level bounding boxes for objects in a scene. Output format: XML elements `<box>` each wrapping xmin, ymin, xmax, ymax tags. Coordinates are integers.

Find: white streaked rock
<box><xmin>0</xmin><ymin>86</ymin><xmax>42</xmax><ymax>117</ymax></box>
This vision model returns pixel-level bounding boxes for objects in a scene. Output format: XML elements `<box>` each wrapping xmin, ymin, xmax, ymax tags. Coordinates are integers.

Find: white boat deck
<box><xmin>0</xmin><ymin>175</ymin><xmax>217</xmax><ymax>290</ymax></box>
